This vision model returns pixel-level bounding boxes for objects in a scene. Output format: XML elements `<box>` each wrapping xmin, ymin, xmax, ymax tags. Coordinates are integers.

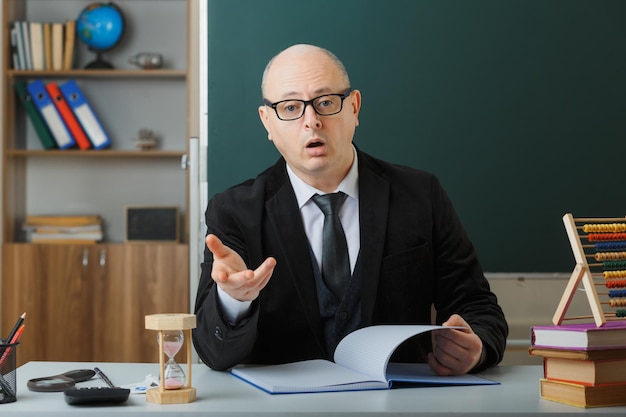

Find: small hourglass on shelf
<box><xmin>145</xmin><ymin>313</ymin><xmax>196</xmax><ymax>404</ymax></box>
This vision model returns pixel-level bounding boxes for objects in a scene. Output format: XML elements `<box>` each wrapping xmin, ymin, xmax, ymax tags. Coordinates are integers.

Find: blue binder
<box><xmin>26</xmin><ymin>79</ymin><xmax>75</xmax><ymax>149</ymax></box>
<box><xmin>59</xmin><ymin>80</ymin><xmax>111</xmax><ymax>149</ymax></box>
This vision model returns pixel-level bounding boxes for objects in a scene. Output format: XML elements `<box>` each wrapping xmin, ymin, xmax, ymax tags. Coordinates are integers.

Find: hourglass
<box><xmin>145</xmin><ymin>313</ymin><xmax>196</xmax><ymax>404</ymax></box>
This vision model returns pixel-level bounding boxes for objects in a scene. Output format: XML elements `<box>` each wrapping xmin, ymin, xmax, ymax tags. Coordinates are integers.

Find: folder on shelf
<box><xmin>26</xmin><ymin>79</ymin><xmax>76</xmax><ymax>149</ymax></box>
<box><xmin>14</xmin><ymin>81</ymin><xmax>57</xmax><ymax>150</ymax></box>
<box><xmin>46</xmin><ymin>82</ymin><xmax>91</xmax><ymax>150</ymax></box>
<box><xmin>60</xmin><ymin>80</ymin><xmax>111</xmax><ymax>149</ymax></box>
<box><xmin>63</xmin><ymin>20</ymin><xmax>76</xmax><ymax>70</ymax></box>
<box><xmin>30</xmin><ymin>22</ymin><xmax>44</xmax><ymax>70</ymax></box>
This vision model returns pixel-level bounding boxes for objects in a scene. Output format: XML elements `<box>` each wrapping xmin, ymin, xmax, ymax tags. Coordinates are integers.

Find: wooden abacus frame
<box><xmin>553</xmin><ymin>214</ymin><xmax>626</xmax><ymax>327</ymax></box>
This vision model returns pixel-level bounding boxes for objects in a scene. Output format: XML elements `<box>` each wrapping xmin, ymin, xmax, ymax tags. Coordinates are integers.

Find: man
<box><xmin>192</xmin><ymin>44</ymin><xmax>508</xmax><ymax>375</ymax></box>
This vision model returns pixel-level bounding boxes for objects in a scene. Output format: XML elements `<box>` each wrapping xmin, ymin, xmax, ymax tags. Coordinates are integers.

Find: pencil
<box><xmin>4</xmin><ymin>312</ymin><xmax>26</xmax><ymax>343</ymax></box>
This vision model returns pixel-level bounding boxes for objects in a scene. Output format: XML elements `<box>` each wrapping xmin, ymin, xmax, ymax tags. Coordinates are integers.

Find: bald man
<box><xmin>192</xmin><ymin>44</ymin><xmax>508</xmax><ymax>375</ymax></box>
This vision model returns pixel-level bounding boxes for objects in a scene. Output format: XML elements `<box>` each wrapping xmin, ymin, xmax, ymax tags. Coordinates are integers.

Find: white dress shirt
<box><xmin>217</xmin><ymin>147</ymin><xmax>361</xmax><ymax>324</ymax></box>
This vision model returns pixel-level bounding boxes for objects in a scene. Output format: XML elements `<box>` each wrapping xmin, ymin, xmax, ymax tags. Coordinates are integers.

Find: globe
<box><xmin>76</xmin><ymin>2</ymin><xmax>125</xmax><ymax>69</ymax></box>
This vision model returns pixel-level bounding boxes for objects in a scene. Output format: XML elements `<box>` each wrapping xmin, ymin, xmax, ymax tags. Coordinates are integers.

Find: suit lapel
<box><xmin>357</xmin><ymin>154</ymin><xmax>390</xmax><ymax>325</ymax></box>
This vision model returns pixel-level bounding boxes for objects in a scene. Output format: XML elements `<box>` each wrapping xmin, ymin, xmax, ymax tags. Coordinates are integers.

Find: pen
<box><xmin>94</xmin><ymin>366</ymin><xmax>115</xmax><ymax>388</ymax></box>
<box><xmin>0</xmin><ymin>324</ymin><xmax>25</xmax><ymax>367</ymax></box>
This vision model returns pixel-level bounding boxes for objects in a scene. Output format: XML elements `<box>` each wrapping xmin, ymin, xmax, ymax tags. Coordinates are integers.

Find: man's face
<box><xmin>259</xmin><ymin>46</ymin><xmax>361</xmax><ymax>191</ymax></box>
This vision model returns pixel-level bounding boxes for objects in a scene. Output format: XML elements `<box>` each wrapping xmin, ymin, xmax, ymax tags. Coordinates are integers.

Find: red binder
<box><xmin>45</xmin><ymin>81</ymin><xmax>91</xmax><ymax>150</ymax></box>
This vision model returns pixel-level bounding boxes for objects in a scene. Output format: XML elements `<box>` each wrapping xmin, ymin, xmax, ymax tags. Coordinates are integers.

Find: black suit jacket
<box><xmin>192</xmin><ymin>149</ymin><xmax>508</xmax><ymax>371</ymax></box>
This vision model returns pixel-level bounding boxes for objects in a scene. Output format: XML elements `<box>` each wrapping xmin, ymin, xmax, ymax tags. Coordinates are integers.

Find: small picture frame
<box><xmin>125</xmin><ymin>206</ymin><xmax>179</xmax><ymax>243</ymax></box>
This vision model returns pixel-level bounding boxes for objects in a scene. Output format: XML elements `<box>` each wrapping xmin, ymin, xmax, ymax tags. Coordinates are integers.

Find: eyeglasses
<box><xmin>263</xmin><ymin>88</ymin><xmax>352</xmax><ymax>121</ymax></box>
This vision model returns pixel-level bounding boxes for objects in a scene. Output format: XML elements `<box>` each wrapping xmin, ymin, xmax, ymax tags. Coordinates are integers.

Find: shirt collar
<box><xmin>287</xmin><ymin>146</ymin><xmax>359</xmax><ymax>209</ymax></box>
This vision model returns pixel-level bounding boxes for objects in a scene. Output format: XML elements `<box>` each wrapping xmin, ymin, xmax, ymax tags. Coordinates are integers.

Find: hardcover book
<box><xmin>231</xmin><ymin>325</ymin><xmax>498</xmax><ymax>394</ymax></box>
<box><xmin>543</xmin><ymin>356</ymin><xmax>626</xmax><ymax>385</ymax></box>
<box><xmin>540</xmin><ymin>378</ymin><xmax>626</xmax><ymax>408</ymax></box>
<box><xmin>529</xmin><ymin>347</ymin><xmax>626</xmax><ymax>361</ymax></box>
<box><xmin>531</xmin><ymin>321</ymin><xmax>626</xmax><ymax>350</ymax></box>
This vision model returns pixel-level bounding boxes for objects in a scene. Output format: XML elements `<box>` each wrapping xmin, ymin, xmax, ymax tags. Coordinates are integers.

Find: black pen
<box><xmin>94</xmin><ymin>367</ymin><xmax>115</xmax><ymax>388</ymax></box>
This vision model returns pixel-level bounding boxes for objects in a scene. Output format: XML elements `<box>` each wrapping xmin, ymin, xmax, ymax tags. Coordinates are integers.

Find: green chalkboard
<box><xmin>207</xmin><ymin>0</ymin><xmax>626</xmax><ymax>272</ymax></box>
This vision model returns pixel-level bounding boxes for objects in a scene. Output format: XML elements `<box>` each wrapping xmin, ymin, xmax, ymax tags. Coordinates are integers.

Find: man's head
<box><xmin>259</xmin><ymin>44</ymin><xmax>361</xmax><ymax>192</ymax></box>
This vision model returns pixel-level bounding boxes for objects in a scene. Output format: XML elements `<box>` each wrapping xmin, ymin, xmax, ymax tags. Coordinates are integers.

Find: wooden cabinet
<box><xmin>0</xmin><ymin>0</ymin><xmax>198</xmax><ymax>366</ymax></box>
<box><xmin>2</xmin><ymin>243</ymin><xmax>188</xmax><ymax>365</ymax></box>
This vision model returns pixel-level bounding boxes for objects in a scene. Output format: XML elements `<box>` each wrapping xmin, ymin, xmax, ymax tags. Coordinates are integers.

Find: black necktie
<box><xmin>312</xmin><ymin>192</ymin><xmax>350</xmax><ymax>299</ymax></box>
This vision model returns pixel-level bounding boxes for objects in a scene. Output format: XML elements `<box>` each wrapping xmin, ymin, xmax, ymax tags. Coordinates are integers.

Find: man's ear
<box><xmin>258</xmin><ymin>106</ymin><xmax>272</xmax><ymax>140</ymax></box>
<box><xmin>350</xmin><ymin>89</ymin><xmax>362</xmax><ymax>127</ymax></box>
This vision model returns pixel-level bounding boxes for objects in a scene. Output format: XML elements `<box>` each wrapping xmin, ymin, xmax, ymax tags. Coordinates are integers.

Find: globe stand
<box><xmin>145</xmin><ymin>314</ymin><xmax>197</xmax><ymax>404</ymax></box>
<box><xmin>85</xmin><ymin>50</ymin><xmax>114</xmax><ymax>69</ymax></box>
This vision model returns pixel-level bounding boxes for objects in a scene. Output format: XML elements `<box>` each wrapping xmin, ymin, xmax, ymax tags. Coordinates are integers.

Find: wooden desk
<box><xmin>3</xmin><ymin>361</ymin><xmax>626</xmax><ymax>415</ymax></box>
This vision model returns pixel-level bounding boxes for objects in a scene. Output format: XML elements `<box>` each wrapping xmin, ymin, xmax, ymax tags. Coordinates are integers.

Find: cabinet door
<box><xmin>1</xmin><ymin>244</ymin><xmax>95</xmax><ymax>365</ymax></box>
<box><xmin>92</xmin><ymin>244</ymin><xmax>189</xmax><ymax>363</ymax></box>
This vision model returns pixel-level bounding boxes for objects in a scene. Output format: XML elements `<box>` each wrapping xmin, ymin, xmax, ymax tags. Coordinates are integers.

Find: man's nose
<box><xmin>303</xmin><ymin>103</ymin><xmax>321</xmax><ymax>129</ymax></box>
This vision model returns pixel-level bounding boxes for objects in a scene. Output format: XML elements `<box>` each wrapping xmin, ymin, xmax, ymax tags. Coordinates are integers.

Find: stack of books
<box><xmin>10</xmin><ymin>20</ymin><xmax>75</xmax><ymax>71</ymax></box>
<box><xmin>529</xmin><ymin>321</ymin><xmax>626</xmax><ymax>408</ymax></box>
<box><xmin>23</xmin><ymin>215</ymin><xmax>104</xmax><ymax>244</ymax></box>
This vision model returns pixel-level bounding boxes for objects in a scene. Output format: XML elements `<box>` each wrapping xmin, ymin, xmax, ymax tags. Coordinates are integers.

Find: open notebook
<box><xmin>231</xmin><ymin>325</ymin><xmax>499</xmax><ymax>394</ymax></box>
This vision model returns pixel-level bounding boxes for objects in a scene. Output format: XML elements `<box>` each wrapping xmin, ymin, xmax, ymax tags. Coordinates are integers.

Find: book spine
<box><xmin>26</xmin><ymin>79</ymin><xmax>76</xmax><ymax>149</ymax></box>
<box><xmin>60</xmin><ymin>80</ymin><xmax>111</xmax><ymax>149</ymax></box>
<box><xmin>29</xmin><ymin>22</ymin><xmax>44</xmax><ymax>70</ymax></box>
<box><xmin>51</xmin><ymin>22</ymin><xmax>63</xmax><ymax>71</ymax></box>
<box><xmin>46</xmin><ymin>82</ymin><xmax>91</xmax><ymax>150</ymax></box>
<box><xmin>43</xmin><ymin>23</ymin><xmax>52</xmax><ymax>70</ymax></box>
<box><xmin>13</xmin><ymin>21</ymin><xmax>26</xmax><ymax>70</ymax></box>
<box><xmin>63</xmin><ymin>20</ymin><xmax>76</xmax><ymax>70</ymax></box>
<box><xmin>20</xmin><ymin>21</ymin><xmax>32</xmax><ymax>70</ymax></box>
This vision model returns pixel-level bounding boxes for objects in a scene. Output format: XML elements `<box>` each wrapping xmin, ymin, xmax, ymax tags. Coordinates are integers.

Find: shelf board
<box><xmin>6</xmin><ymin>69</ymin><xmax>187</xmax><ymax>79</ymax></box>
<box><xmin>5</xmin><ymin>149</ymin><xmax>186</xmax><ymax>158</ymax></box>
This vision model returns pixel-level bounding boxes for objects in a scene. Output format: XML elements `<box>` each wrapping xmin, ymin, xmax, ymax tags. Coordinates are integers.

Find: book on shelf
<box><xmin>24</xmin><ymin>215</ymin><xmax>101</xmax><ymax>227</ymax></box>
<box><xmin>30</xmin><ymin>231</ymin><xmax>103</xmax><ymax>244</ymax></box>
<box><xmin>13</xmin><ymin>21</ymin><xmax>27</xmax><ymax>70</ymax></box>
<box><xmin>531</xmin><ymin>320</ymin><xmax>626</xmax><ymax>350</ymax></box>
<box><xmin>29</xmin><ymin>22</ymin><xmax>44</xmax><ymax>70</ymax></box>
<box><xmin>46</xmin><ymin>81</ymin><xmax>92</xmax><ymax>150</ymax></box>
<box><xmin>43</xmin><ymin>23</ymin><xmax>52</xmax><ymax>70</ymax></box>
<box><xmin>230</xmin><ymin>325</ymin><xmax>498</xmax><ymax>394</ymax></box>
<box><xmin>23</xmin><ymin>215</ymin><xmax>103</xmax><ymax>244</ymax></box>
<box><xmin>26</xmin><ymin>79</ymin><xmax>76</xmax><ymax>149</ymax></box>
<box><xmin>63</xmin><ymin>20</ymin><xmax>76</xmax><ymax>70</ymax></box>
<box><xmin>540</xmin><ymin>378</ymin><xmax>626</xmax><ymax>408</ymax></box>
<box><xmin>51</xmin><ymin>22</ymin><xmax>63</xmax><ymax>71</ymax></box>
<box><xmin>14</xmin><ymin>80</ymin><xmax>57</xmax><ymax>150</ymax></box>
<box><xmin>10</xmin><ymin>24</ymin><xmax>20</xmax><ymax>70</ymax></box>
<box><xmin>60</xmin><ymin>80</ymin><xmax>112</xmax><ymax>149</ymax></box>
<box><xmin>20</xmin><ymin>21</ymin><xmax>33</xmax><ymax>70</ymax></box>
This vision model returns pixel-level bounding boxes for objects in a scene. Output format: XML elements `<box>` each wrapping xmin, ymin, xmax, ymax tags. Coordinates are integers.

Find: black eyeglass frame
<box><xmin>263</xmin><ymin>88</ymin><xmax>353</xmax><ymax>121</ymax></box>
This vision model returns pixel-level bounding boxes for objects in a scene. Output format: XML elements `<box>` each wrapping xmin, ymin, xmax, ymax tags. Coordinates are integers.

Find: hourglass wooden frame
<box><xmin>553</xmin><ymin>214</ymin><xmax>626</xmax><ymax>327</ymax></box>
<box><xmin>145</xmin><ymin>313</ymin><xmax>197</xmax><ymax>404</ymax></box>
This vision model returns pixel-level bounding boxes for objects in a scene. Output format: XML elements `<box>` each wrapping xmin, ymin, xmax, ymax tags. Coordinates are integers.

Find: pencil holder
<box><xmin>0</xmin><ymin>340</ymin><xmax>19</xmax><ymax>404</ymax></box>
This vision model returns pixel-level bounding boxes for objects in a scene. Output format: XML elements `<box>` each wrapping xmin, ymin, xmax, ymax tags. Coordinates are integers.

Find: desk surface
<box><xmin>3</xmin><ymin>361</ymin><xmax>626</xmax><ymax>416</ymax></box>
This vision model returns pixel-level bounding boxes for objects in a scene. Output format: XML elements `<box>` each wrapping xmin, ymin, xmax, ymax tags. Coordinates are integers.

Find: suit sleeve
<box><xmin>191</xmin><ymin>196</ymin><xmax>260</xmax><ymax>371</ymax></box>
<box><xmin>429</xmin><ymin>176</ymin><xmax>509</xmax><ymax>371</ymax></box>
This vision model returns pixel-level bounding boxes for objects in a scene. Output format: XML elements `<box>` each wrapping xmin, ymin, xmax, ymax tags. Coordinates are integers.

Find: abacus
<box><xmin>553</xmin><ymin>214</ymin><xmax>626</xmax><ymax>327</ymax></box>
